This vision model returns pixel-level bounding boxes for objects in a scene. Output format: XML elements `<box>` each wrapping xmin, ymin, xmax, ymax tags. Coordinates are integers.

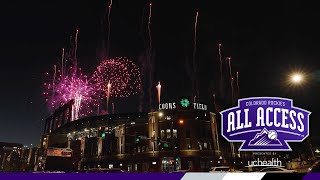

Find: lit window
<box><xmin>204</xmin><ymin>142</ymin><xmax>208</xmax><ymax>149</ymax></box>
<box><xmin>198</xmin><ymin>142</ymin><xmax>203</xmax><ymax>150</ymax></box>
<box><xmin>138</xmin><ymin>146</ymin><xmax>141</xmax><ymax>153</ymax></box>
<box><xmin>166</xmin><ymin>129</ymin><xmax>171</xmax><ymax>139</ymax></box>
<box><xmin>161</xmin><ymin>130</ymin><xmax>165</xmax><ymax>139</ymax></box>
<box><xmin>186</xmin><ymin>139</ymin><xmax>192</xmax><ymax>149</ymax></box>
<box><xmin>173</xmin><ymin>129</ymin><xmax>177</xmax><ymax>138</ymax></box>
<box><xmin>187</xmin><ymin>144</ymin><xmax>192</xmax><ymax>149</ymax></box>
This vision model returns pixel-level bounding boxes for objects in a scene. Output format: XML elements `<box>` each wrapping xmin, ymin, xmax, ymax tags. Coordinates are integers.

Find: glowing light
<box><xmin>178</xmin><ymin>119</ymin><xmax>184</xmax><ymax>125</ymax></box>
<box><xmin>291</xmin><ymin>73</ymin><xmax>303</xmax><ymax>83</ymax></box>
<box><xmin>158</xmin><ymin>112</ymin><xmax>163</xmax><ymax>117</ymax></box>
<box><xmin>156</xmin><ymin>81</ymin><xmax>161</xmax><ymax>104</ymax></box>
<box><xmin>43</xmin><ymin>67</ymin><xmax>97</xmax><ymax>120</ymax></box>
<box><xmin>92</xmin><ymin>57</ymin><xmax>141</xmax><ymax>98</ymax></box>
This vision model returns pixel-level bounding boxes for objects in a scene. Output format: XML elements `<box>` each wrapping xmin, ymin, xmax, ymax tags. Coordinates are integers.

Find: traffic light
<box><xmin>101</xmin><ymin>132</ymin><xmax>106</xmax><ymax>139</ymax></box>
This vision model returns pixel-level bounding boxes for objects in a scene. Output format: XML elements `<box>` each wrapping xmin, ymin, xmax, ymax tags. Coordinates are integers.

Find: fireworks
<box><xmin>43</xmin><ymin>67</ymin><xmax>97</xmax><ymax>120</ymax></box>
<box><xmin>92</xmin><ymin>57</ymin><xmax>141</xmax><ymax>98</ymax></box>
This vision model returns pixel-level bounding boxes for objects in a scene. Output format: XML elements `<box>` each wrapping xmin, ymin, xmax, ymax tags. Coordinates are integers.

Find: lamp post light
<box><xmin>291</xmin><ymin>73</ymin><xmax>303</xmax><ymax>84</ymax></box>
<box><xmin>288</xmin><ymin>72</ymin><xmax>305</xmax><ymax>86</ymax></box>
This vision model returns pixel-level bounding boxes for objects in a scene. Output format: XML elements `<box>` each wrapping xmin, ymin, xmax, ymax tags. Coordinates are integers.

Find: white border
<box><xmin>220</xmin><ymin>97</ymin><xmax>311</xmax><ymax>151</ymax></box>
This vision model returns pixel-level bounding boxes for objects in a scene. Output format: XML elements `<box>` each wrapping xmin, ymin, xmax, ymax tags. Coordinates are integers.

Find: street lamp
<box><xmin>290</xmin><ymin>73</ymin><xmax>304</xmax><ymax>84</ymax></box>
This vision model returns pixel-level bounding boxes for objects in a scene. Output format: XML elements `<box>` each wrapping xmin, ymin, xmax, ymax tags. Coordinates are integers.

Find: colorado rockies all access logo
<box><xmin>220</xmin><ymin>97</ymin><xmax>311</xmax><ymax>151</ymax></box>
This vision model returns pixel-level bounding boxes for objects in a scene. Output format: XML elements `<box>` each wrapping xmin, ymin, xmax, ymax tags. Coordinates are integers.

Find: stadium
<box><xmin>34</xmin><ymin>96</ymin><xmax>247</xmax><ymax>172</ymax></box>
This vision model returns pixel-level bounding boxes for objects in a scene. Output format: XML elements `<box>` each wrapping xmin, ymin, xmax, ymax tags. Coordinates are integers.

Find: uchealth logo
<box><xmin>220</xmin><ymin>97</ymin><xmax>311</xmax><ymax>151</ymax></box>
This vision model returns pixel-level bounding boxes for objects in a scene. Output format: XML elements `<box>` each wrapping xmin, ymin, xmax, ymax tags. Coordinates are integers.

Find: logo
<box><xmin>180</xmin><ymin>98</ymin><xmax>190</xmax><ymax>107</ymax></box>
<box><xmin>220</xmin><ymin>97</ymin><xmax>311</xmax><ymax>151</ymax></box>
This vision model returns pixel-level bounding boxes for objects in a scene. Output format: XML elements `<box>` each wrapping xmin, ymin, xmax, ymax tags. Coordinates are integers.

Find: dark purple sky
<box><xmin>1</xmin><ymin>0</ymin><xmax>320</xmax><ymax>146</ymax></box>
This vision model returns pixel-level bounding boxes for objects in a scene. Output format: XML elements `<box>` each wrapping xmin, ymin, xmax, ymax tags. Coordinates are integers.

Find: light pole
<box><xmin>287</xmin><ymin>72</ymin><xmax>305</xmax><ymax>86</ymax></box>
<box><xmin>287</xmin><ymin>72</ymin><xmax>316</xmax><ymax>159</ymax></box>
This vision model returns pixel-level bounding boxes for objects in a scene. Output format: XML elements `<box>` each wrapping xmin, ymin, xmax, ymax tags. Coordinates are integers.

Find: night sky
<box><xmin>1</xmin><ymin>0</ymin><xmax>320</xmax><ymax>146</ymax></box>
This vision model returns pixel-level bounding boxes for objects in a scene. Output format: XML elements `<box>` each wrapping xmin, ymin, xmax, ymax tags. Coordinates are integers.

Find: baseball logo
<box><xmin>268</xmin><ymin>130</ymin><xmax>277</xmax><ymax>140</ymax></box>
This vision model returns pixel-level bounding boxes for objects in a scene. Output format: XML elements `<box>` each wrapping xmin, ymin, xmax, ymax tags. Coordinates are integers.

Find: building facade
<box><xmin>36</xmin><ymin>97</ymin><xmax>244</xmax><ymax>172</ymax></box>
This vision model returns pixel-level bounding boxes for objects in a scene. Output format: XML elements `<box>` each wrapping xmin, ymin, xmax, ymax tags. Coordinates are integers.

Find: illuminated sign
<box><xmin>220</xmin><ymin>97</ymin><xmax>310</xmax><ymax>151</ymax></box>
<box><xmin>159</xmin><ymin>102</ymin><xmax>207</xmax><ymax>111</ymax></box>
<box><xmin>47</xmin><ymin>148</ymin><xmax>72</xmax><ymax>157</ymax></box>
<box><xmin>180</xmin><ymin>98</ymin><xmax>190</xmax><ymax>107</ymax></box>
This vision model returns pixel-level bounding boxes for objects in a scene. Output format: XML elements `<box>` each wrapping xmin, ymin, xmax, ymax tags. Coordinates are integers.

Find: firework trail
<box><xmin>236</xmin><ymin>71</ymin><xmax>239</xmax><ymax>95</ymax></box>
<box><xmin>218</xmin><ymin>44</ymin><xmax>222</xmax><ymax>77</ymax></box>
<box><xmin>92</xmin><ymin>57</ymin><xmax>142</xmax><ymax>98</ymax></box>
<box><xmin>227</xmin><ymin>57</ymin><xmax>234</xmax><ymax>103</ymax></box>
<box><xmin>52</xmin><ymin>65</ymin><xmax>57</xmax><ymax>98</ymax></box>
<box><xmin>156</xmin><ymin>81</ymin><xmax>161</xmax><ymax>105</ymax></box>
<box><xmin>227</xmin><ymin>57</ymin><xmax>232</xmax><ymax>77</ymax></box>
<box><xmin>147</xmin><ymin>3</ymin><xmax>154</xmax><ymax>112</ymax></box>
<box><xmin>106</xmin><ymin>0</ymin><xmax>113</xmax><ymax>58</ymax></box>
<box><xmin>106</xmin><ymin>81</ymin><xmax>111</xmax><ymax>114</ymax></box>
<box><xmin>148</xmin><ymin>2</ymin><xmax>152</xmax><ymax>51</ymax></box>
<box><xmin>61</xmin><ymin>48</ymin><xmax>65</xmax><ymax>78</ymax></box>
<box><xmin>75</xmin><ymin>29</ymin><xmax>79</xmax><ymax>64</ymax></box>
<box><xmin>44</xmin><ymin>67</ymin><xmax>97</xmax><ymax>120</ymax></box>
<box><xmin>212</xmin><ymin>94</ymin><xmax>220</xmax><ymax>152</ymax></box>
<box><xmin>148</xmin><ymin>55</ymin><xmax>154</xmax><ymax>112</ymax></box>
<box><xmin>193</xmin><ymin>12</ymin><xmax>199</xmax><ymax>97</ymax></box>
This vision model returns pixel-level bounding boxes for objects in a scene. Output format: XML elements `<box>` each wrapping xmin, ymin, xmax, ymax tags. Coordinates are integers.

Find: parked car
<box><xmin>259</xmin><ymin>167</ymin><xmax>297</xmax><ymax>173</ymax></box>
<box><xmin>209</xmin><ymin>166</ymin><xmax>231</xmax><ymax>172</ymax></box>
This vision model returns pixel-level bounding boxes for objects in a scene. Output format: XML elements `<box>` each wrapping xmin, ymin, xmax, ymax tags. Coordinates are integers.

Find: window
<box><xmin>186</xmin><ymin>129</ymin><xmax>190</xmax><ymax>138</ymax></box>
<box><xmin>142</xmin><ymin>146</ymin><xmax>145</xmax><ymax>152</ymax></box>
<box><xmin>138</xmin><ymin>146</ymin><xmax>141</xmax><ymax>153</ymax></box>
<box><xmin>204</xmin><ymin>142</ymin><xmax>208</xmax><ymax>149</ymax></box>
<box><xmin>186</xmin><ymin>139</ymin><xmax>192</xmax><ymax>149</ymax></box>
<box><xmin>198</xmin><ymin>142</ymin><xmax>203</xmax><ymax>150</ymax></box>
<box><xmin>166</xmin><ymin>129</ymin><xmax>171</xmax><ymax>139</ymax></box>
<box><xmin>127</xmin><ymin>164</ymin><xmax>132</xmax><ymax>172</ymax></box>
<box><xmin>161</xmin><ymin>130</ymin><xmax>165</xmax><ymax>139</ymax></box>
<box><xmin>173</xmin><ymin>129</ymin><xmax>177</xmax><ymax>138</ymax></box>
<box><xmin>146</xmin><ymin>145</ymin><xmax>149</xmax><ymax>152</ymax></box>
